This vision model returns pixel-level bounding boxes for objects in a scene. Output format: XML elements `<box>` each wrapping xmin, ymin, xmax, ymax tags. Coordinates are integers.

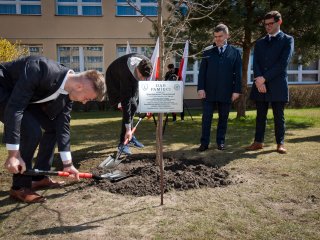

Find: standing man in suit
<box><xmin>197</xmin><ymin>23</ymin><xmax>242</xmax><ymax>152</ymax></box>
<box><xmin>0</xmin><ymin>56</ymin><xmax>106</xmax><ymax>203</ymax></box>
<box><xmin>246</xmin><ymin>11</ymin><xmax>294</xmax><ymax>154</ymax></box>
<box><xmin>106</xmin><ymin>53</ymin><xmax>152</xmax><ymax>155</ymax></box>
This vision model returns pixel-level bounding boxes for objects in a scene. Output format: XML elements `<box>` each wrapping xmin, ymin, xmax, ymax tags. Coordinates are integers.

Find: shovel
<box><xmin>99</xmin><ymin>116</ymin><xmax>143</xmax><ymax>169</ymax></box>
<box><xmin>24</xmin><ymin>169</ymin><xmax>129</xmax><ymax>182</ymax></box>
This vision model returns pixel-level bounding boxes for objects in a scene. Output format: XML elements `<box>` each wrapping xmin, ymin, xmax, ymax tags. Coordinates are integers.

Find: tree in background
<box><xmin>0</xmin><ymin>38</ymin><xmax>28</xmax><ymax>63</ymax></box>
<box><xmin>172</xmin><ymin>0</ymin><xmax>320</xmax><ymax>117</ymax></box>
<box><xmin>158</xmin><ymin>0</ymin><xmax>225</xmax><ymax>68</ymax></box>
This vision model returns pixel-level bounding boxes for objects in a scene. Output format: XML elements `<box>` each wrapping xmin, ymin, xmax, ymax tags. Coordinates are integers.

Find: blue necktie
<box><xmin>219</xmin><ymin>47</ymin><xmax>223</xmax><ymax>55</ymax></box>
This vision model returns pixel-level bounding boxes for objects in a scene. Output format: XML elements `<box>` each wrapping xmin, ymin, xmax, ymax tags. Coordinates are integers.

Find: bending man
<box><xmin>0</xmin><ymin>56</ymin><xmax>106</xmax><ymax>203</ymax></box>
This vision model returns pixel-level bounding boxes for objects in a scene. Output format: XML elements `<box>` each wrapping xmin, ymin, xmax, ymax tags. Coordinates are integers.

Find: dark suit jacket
<box><xmin>105</xmin><ymin>53</ymin><xmax>149</xmax><ymax>124</ymax></box>
<box><xmin>197</xmin><ymin>45</ymin><xmax>242</xmax><ymax>103</ymax></box>
<box><xmin>250</xmin><ymin>31</ymin><xmax>294</xmax><ymax>102</ymax></box>
<box><xmin>0</xmin><ymin>56</ymin><xmax>72</xmax><ymax>151</ymax></box>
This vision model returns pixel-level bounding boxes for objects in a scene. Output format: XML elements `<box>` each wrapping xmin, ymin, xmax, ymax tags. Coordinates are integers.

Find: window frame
<box><xmin>55</xmin><ymin>0</ymin><xmax>102</xmax><ymax>16</ymax></box>
<box><xmin>116</xmin><ymin>45</ymin><xmax>154</xmax><ymax>59</ymax></box>
<box><xmin>22</xmin><ymin>45</ymin><xmax>43</xmax><ymax>56</ymax></box>
<box><xmin>57</xmin><ymin>45</ymin><xmax>104</xmax><ymax>73</ymax></box>
<box><xmin>247</xmin><ymin>51</ymin><xmax>320</xmax><ymax>85</ymax></box>
<box><xmin>0</xmin><ymin>0</ymin><xmax>41</xmax><ymax>15</ymax></box>
<box><xmin>116</xmin><ymin>0</ymin><xmax>157</xmax><ymax>17</ymax></box>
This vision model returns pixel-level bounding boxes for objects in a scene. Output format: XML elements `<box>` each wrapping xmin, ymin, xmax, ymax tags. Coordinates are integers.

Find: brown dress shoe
<box><xmin>245</xmin><ymin>142</ymin><xmax>263</xmax><ymax>151</ymax></box>
<box><xmin>277</xmin><ymin>144</ymin><xmax>287</xmax><ymax>154</ymax></box>
<box><xmin>32</xmin><ymin>177</ymin><xmax>65</xmax><ymax>190</ymax></box>
<box><xmin>10</xmin><ymin>188</ymin><xmax>46</xmax><ymax>203</ymax></box>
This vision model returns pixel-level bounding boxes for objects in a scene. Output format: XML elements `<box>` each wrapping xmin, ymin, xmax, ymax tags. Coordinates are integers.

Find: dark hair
<box><xmin>214</xmin><ymin>23</ymin><xmax>229</xmax><ymax>34</ymax></box>
<box><xmin>264</xmin><ymin>10</ymin><xmax>281</xmax><ymax>22</ymax></box>
<box><xmin>168</xmin><ymin>63</ymin><xmax>174</xmax><ymax>69</ymax></box>
<box><xmin>137</xmin><ymin>59</ymin><xmax>152</xmax><ymax>77</ymax></box>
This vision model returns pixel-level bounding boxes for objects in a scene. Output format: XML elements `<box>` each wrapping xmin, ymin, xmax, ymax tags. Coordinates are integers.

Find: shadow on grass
<box><xmin>25</xmin><ymin>205</ymin><xmax>154</xmax><ymax>236</ymax></box>
<box><xmin>288</xmin><ymin>135</ymin><xmax>320</xmax><ymax>143</ymax></box>
<box><xmin>67</xmin><ymin>112</ymin><xmax>317</xmax><ymax>169</ymax></box>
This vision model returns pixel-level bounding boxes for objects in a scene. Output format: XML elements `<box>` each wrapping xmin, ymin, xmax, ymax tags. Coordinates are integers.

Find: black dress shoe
<box><xmin>217</xmin><ymin>144</ymin><xmax>225</xmax><ymax>151</ymax></box>
<box><xmin>196</xmin><ymin>145</ymin><xmax>208</xmax><ymax>152</ymax></box>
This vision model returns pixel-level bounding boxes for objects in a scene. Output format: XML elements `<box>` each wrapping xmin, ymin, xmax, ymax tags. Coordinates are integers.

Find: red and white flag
<box><xmin>126</xmin><ymin>41</ymin><xmax>132</xmax><ymax>54</ymax></box>
<box><xmin>178</xmin><ymin>40</ymin><xmax>189</xmax><ymax>84</ymax></box>
<box><xmin>149</xmin><ymin>37</ymin><xmax>160</xmax><ymax>80</ymax></box>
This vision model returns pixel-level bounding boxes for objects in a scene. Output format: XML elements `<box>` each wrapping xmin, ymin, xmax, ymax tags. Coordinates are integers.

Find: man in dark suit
<box><xmin>246</xmin><ymin>11</ymin><xmax>294</xmax><ymax>154</ymax></box>
<box><xmin>197</xmin><ymin>23</ymin><xmax>242</xmax><ymax>152</ymax></box>
<box><xmin>106</xmin><ymin>53</ymin><xmax>152</xmax><ymax>155</ymax></box>
<box><xmin>0</xmin><ymin>56</ymin><xmax>106</xmax><ymax>203</ymax></box>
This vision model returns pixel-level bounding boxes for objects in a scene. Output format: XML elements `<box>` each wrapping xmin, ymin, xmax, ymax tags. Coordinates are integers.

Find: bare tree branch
<box><xmin>125</xmin><ymin>0</ymin><xmax>156</xmax><ymax>23</ymax></box>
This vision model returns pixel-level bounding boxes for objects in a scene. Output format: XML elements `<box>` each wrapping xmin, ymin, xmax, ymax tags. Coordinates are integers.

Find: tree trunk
<box><xmin>156</xmin><ymin>0</ymin><xmax>164</xmax><ymax>205</ymax></box>
<box><xmin>236</xmin><ymin>0</ymin><xmax>254</xmax><ymax>118</ymax></box>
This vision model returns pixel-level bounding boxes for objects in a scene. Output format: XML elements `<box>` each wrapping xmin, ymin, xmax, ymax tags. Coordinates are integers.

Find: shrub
<box><xmin>0</xmin><ymin>38</ymin><xmax>28</xmax><ymax>63</ymax></box>
<box><xmin>246</xmin><ymin>85</ymin><xmax>320</xmax><ymax>108</ymax></box>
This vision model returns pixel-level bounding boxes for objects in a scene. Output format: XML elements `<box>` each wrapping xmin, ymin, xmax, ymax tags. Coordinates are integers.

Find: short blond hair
<box><xmin>81</xmin><ymin>70</ymin><xmax>106</xmax><ymax>101</ymax></box>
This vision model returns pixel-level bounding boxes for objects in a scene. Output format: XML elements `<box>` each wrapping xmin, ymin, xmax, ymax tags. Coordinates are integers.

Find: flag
<box><xmin>149</xmin><ymin>37</ymin><xmax>160</xmax><ymax>80</ymax></box>
<box><xmin>126</xmin><ymin>41</ymin><xmax>132</xmax><ymax>54</ymax></box>
<box><xmin>178</xmin><ymin>40</ymin><xmax>189</xmax><ymax>84</ymax></box>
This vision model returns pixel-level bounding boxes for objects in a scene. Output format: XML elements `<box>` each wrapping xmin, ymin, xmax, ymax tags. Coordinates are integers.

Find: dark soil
<box><xmin>89</xmin><ymin>153</ymin><xmax>231</xmax><ymax>196</ymax></box>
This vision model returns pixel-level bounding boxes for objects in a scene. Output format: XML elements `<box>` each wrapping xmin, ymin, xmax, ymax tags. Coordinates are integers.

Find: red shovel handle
<box><xmin>57</xmin><ymin>171</ymin><xmax>71</xmax><ymax>177</ymax></box>
<box><xmin>78</xmin><ymin>172</ymin><xmax>93</xmax><ymax>178</ymax></box>
<box><xmin>57</xmin><ymin>171</ymin><xmax>93</xmax><ymax>178</ymax></box>
<box><xmin>123</xmin><ymin>126</ymin><xmax>138</xmax><ymax>145</ymax></box>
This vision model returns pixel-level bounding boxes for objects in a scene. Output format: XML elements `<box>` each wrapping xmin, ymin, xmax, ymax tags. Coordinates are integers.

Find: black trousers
<box><xmin>200</xmin><ymin>100</ymin><xmax>231</xmax><ymax>146</ymax></box>
<box><xmin>254</xmin><ymin>101</ymin><xmax>286</xmax><ymax>145</ymax></box>
<box><xmin>119</xmin><ymin>99</ymin><xmax>137</xmax><ymax>143</ymax></box>
<box><xmin>0</xmin><ymin>103</ymin><xmax>57</xmax><ymax>189</ymax></box>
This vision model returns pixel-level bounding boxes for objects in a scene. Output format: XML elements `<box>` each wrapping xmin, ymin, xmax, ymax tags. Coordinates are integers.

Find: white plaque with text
<box><xmin>138</xmin><ymin>81</ymin><xmax>183</xmax><ymax>113</ymax></box>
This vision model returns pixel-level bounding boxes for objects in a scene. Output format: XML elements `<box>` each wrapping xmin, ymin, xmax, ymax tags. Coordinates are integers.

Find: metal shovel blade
<box><xmin>99</xmin><ymin>155</ymin><xmax>122</xmax><ymax>169</ymax></box>
<box><xmin>100</xmin><ymin>170</ymin><xmax>129</xmax><ymax>182</ymax></box>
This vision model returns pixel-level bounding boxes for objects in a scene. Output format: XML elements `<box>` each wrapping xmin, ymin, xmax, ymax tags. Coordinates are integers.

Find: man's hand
<box><xmin>4</xmin><ymin>150</ymin><xmax>26</xmax><ymax>174</ymax></box>
<box><xmin>231</xmin><ymin>93</ymin><xmax>240</xmax><ymax>102</ymax></box>
<box><xmin>197</xmin><ymin>90</ymin><xmax>206</xmax><ymax>99</ymax></box>
<box><xmin>258</xmin><ymin>84</ymin><xmax>267</xmax><ymax>93</ymax></box>
<box><xmin>63</xmin><ymin>161</ymin><xmax>80</xmax><ymax>180</ymax></box>
<box><xmin>254</xmin><ymin>76</ymin><xmax>266</xmax><ymax>88</ymax></box>
<box><xmin>124</xmin><ymin>128</ymin><xmax>133</xmax><ymax>142</ymax></box>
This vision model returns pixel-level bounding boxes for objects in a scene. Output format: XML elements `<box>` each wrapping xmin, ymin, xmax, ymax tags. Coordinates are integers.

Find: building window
<box><xmin>27</xmin><ymin>45</ymin><xmax>43</xmax><ymax>56</ymax></box>
<box><xmin>116</xmin><ymin>45</ymin><xmax>154</xmax><ymax>59</ymax></box>
<box><xmin>57</xmin><ymin>45</ymin><xmax>104</xmax><ymax>73</ymax></box>
<box><xmin>0</xmin><ymin>0</ymin><xmax>41</xmax><ymax>15</ymax></box>
<box><xmin>247</xmin><ymin>51</ymin><xmax>320</xmax><ymax>84</ymax></box>
<box><xmin>56</xmin><ymin>0</ymin><xmax>102</xmax><ymax>16</ymax></box>
<box><xmin>174</xmin><ymin>55</ymin><xmax>199</xmax><ymax>85</ymax></box>
<box><xmin>116</xmin><ymin>0</ymin><xmax>157</xmax><ymax>16</ymax></box>
<box><xmin>20</xmin><ymin>45</ymin><xmax>43</xmax><ymax>56</ymax></box>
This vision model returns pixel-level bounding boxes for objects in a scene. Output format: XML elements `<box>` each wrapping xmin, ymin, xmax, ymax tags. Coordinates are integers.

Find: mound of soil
<box><xmin>91</xmin><ymin>154</ymin><xmax>231</xmax><ymax>196</ymax></box>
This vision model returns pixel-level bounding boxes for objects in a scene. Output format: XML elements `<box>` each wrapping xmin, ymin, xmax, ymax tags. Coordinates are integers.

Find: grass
<box><xmin>0</xmin><ymin>108</ymin><xmax>319</xmax><ymax>240</ymax></box>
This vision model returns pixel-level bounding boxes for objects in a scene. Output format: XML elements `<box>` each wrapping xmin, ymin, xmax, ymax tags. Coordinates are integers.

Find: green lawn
<box><xmin>0</xmin><ymin>108</ymin><xmax>319</xmax><ymax>240</ymax></box>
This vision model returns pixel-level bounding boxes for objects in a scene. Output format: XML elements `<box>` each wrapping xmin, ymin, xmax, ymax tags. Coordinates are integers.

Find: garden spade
<box><xmin>24</xmin><ymin>169</ymin><xmax>129</xmax><ymax>182</ymax></box>
<box><xmin>99</xmin><ymin>116</ymin><xmax>143</xmax><ymax>169</ymax></box>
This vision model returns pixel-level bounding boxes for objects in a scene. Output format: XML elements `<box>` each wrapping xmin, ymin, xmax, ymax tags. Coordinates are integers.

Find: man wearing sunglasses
<box><xmin>246</xmin><ymin>11</ymin><xmax>294</xmax><ymax>154</ymax></box>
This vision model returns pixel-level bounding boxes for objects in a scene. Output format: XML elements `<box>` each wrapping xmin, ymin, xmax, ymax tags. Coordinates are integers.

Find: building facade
<box><xmin>0</xmin><ymin>0</ymin><xmax>319</xmax><ymax>105</ymax></box>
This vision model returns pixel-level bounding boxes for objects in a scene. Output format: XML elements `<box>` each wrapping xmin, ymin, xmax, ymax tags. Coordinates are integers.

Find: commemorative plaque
<box><xmin>138</xmin><ymin>81</ymin><xmax>183</xmax><ymax>113</ymax></box>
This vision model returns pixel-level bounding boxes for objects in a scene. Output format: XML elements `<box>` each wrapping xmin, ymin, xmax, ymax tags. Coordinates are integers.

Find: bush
<box><xmin>0</xmin><ymin>38</ymin><xmax>28</xmax><ymax>63</ymax></box>
<box><xmin>246</xmin><ymin>84</ymin><xmax>320</xmax><ymax>108</ymax></box>
<box><xmin>288</xmin><ymin>85</ymin><xmax>320</xmax><ymax>107</ymax></box>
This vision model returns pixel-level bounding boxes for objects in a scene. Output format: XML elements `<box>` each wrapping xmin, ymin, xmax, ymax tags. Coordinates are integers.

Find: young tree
<box><xmin>0</xmin><ymin>38</ymin><xmax>28</xmax><ymax>63</ymax></box>
<box><xmin>126</xmin><ymin>0</ymin><xmax>223</xmax><ymax>204</ymax></box>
